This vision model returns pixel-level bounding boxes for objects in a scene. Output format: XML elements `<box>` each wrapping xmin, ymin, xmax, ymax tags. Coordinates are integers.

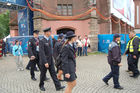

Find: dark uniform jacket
<box><xmin>61</xmin><ymin>43</ymin><xmax>76</xmax><ymax>74</ymax></box>
<box><xmin>28</xmin><ymin>37</ymin><xmax>39</xmax><ymax>58</ymax></box>
<box><xmin>108</xmin><ymin>41</ymin><xmax>121</xmax><ymax>65</ymax></box>
<box><xmin>54</xmin><ymin>41</ymin><xmax>63</xmax><ymax>60</ymax></box>
<box><xmin>39</xmin><ymin>37</ymin><xmax>56</xmax><ymax>65</ymax></box>
<box><xmin>125</xmin><ymin>36</ymin><xmax>140</xmax><ymax>55</ymax></box>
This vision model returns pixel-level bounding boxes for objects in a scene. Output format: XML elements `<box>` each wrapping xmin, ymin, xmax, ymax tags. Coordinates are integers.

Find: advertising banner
<box><xmin>111</xmin><ymin>0</ymin><xmax>135</xmax><ymax>27</ymax></box>
<box><xmin>98</xmin><ymin>34</ymin><xmax>140</xmax><ymax>54</ymax></box>
<box><xmin>0</xmin><ymin>0</ymin><xmax>27</xmax><ymax>6</ymax></box>
<box><xmin>18</xmin><ymin>8</ymin><xmax>29</xmax><ymax>36</ymax></box>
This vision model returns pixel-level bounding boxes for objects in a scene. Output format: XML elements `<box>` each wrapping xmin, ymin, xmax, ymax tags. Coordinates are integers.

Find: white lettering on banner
<box><xmin>121</xmin><ymin>40</ymin><xmax>125</xmax><ymax>44</ymax></box>
<box><xmin>106</xmin><ymin>40</ymin><xmax>110</xmax><ymax>44</ymax></box>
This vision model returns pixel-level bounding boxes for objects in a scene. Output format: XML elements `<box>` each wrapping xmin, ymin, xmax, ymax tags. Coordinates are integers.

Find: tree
<box><xmin>0</xmin><ymin>11</ymin><xmax>10</xmax><ymax>39</ymax></box>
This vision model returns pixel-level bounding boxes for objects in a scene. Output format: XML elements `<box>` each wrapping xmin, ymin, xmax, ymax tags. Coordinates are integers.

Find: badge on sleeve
<box><xmin>29</xmin><ymin>42</ymin><xmax>31</xmax><ymax>45</ymax></box>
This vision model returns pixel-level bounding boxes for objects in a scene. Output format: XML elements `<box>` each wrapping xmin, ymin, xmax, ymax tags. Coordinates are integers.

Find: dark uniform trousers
<box><xmin>39</xmin><ymin>58</ymin><xmax>61</xmax><ymax>89</ymax></box>
<box><xmin>128</xmin><ymin>54</ymin><xmax>139</xmax><ymax>76</ymax></box>
<box><xmin>103</xmin><ymin>64</ymin><xmax>120</xmax><ymax>88</ymax></box>
<box><xmin>30</xmin><ymin>52</ymin><xmax>40</xmax><ymax>78</ymax></box>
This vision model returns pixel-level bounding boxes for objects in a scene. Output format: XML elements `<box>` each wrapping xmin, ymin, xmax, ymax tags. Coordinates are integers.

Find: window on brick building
<box><xmin>57</xmin><ymin>4</ymin><xmax>62</xmax><ymax>15</ymax></box>
<box><xmin>57</xmin><ymin>4</ymin><xmax>73</xmax><ymax>16</ymax></box>
<box><xmin>137</xmin><ymin>6</ymin><xmax>139</xmax><ymax>25</ymax></box>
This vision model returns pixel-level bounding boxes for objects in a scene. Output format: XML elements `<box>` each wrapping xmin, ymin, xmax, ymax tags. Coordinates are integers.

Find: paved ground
<box><xmin>0</xmin><ymin>54</ymin><xmax>140</xmax><ymax>93</ymax></box>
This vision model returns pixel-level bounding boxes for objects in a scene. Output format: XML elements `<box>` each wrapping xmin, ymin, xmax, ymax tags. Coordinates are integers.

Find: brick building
<box><xmin>9</xmin><ymin>0</ymin><xmax>136</xmax><ymax>51</ymax></box>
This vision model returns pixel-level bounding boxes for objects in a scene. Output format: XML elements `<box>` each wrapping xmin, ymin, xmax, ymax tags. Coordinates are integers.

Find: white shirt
<box><xmin>76</xmin><ymin>39</ymin><xmax>83</xmax><ymax>47</ymax></box>
<box><xmin>82</xmin><ymin>38</ymin><xmax>90</xmax><ymax>47</ymax></box>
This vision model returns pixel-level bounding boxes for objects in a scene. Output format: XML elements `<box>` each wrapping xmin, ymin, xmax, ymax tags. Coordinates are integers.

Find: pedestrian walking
<box><xmin>54</xmin><ymin>33</ymin><xmax>65</xmax><ymax>81</ymax></box>
<box><xmin>39</xmin><ymin>27</ymin><xmax>65</xmax><ymax>91</ymax></box>
<box><xmin>2</xmin><ymin>40</ymin><xmax>7</xmax><ymax>57</ymax></box>
<box><xmin>125</xmin><ymin>31</ymin><xmax>140</xmax><ymax>78</ymax></box>
<box><xmin>102</xmin><ymin>34</ymin><xmax>123</xmax><ymax>90</ymax></box>
<box><xmin>12</xmin><ymin>40</ymin><xmax>24</xmax><ymax>71</ymax></box>
<box><xmin>82</xmin><ymin>35</ymin><xmax>90</xmax><ymax>56</ymax></box>
<box><xmin>28</xmin><ymin>30</ymin><xmax>42</xmax><ymax>81</ymax></box>
<box><xmin>0</xmin><ymin>39</ymin><xmax>2</xmax><ymax>58</ymax></box>
<box><xmin>76</xmin><ymin>36</ymin><xmax>83</xmax><ymax>56</ymax></box>
<box><xmin>61</xmin><ymin>31</ymin><xmax>77</xmax><ymax>93</ymax></box>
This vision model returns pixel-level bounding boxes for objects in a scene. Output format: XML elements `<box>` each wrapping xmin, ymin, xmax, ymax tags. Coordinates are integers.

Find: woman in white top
<box><xmin>76</xmin><ymin>36</ymin><xmax>83</xmax><ymax>56</ymax></box>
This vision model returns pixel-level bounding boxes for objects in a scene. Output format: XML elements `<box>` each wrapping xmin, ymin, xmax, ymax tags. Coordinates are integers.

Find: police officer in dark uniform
<box><xmin>39</xmin><ymin>27</ymin><xmax>65</xmax><ymax>91</ymax></box>
<box><xmin>61</xmin><ymin>31</ymin><xmax>77</xmax><ymax>93</ymax></box>
<box><xmin>54</xmin><ymin>33</ymin><xmax>65</xmax><ymax>81</ymax></box>
<box><xmin>28</xmin><ymin>30</ymin><xmax>41</xmax><ymax>81</ymax></box>
<box><xmin>102</xmin><ymin>34</ymin><xmax>123</xmax><ymax>90</ymax></box>
<box><xmin>125</xmin><ymin>31</ymin><xmax>140</xmax><ymax>78</ymax></box>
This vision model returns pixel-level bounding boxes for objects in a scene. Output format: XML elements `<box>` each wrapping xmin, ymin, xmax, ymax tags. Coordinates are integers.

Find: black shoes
<box><xmin>102</xmin><ymin>79</ymin><xmax>109</xmax><ymax>85</ymax></box>
<box><xmin>56</xmin><ymin>86</ymin><xmax>65</xmax><ymax>91</ymax></box>
<box><xmin>40</xmin><ymin>86</ymin><xmax>46</xmax><ymax>91</ymax></box>
<box><xmin>39</xmin><ymin>86</ymin><xmax>65</xmax><ymax>91</ymax></box>
<box><xmin>58</xmin><ymin>79</ymin><xmax>65</xmax><ymax>82</ymax></box>
<box><xmin>26</xmin><ymin>67</ymin><xmax>30</xmax><ymax>70</ymax></box>
<box><xmin>114</xmin><ymin>86</ymin><xmax>124</xmax><ymax>90</ymax></box>
<box><xmin>45</xmin><ymin>77</ymin><xmax>50</xmax><ymax>81</ymax></box>
<box><xmin>31</xmin><ymin>77</ymin><xmax>37</xmax><ymax>81</ymax></box>
<box><xmin>130</xmin><ymin>74</ymin><xmax>139</xmax><ymax>78</ymax></box>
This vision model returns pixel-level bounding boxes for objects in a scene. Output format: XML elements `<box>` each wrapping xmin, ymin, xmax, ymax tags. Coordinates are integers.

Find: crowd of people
<box><xmin>76</xmin><ymin>35</ymin><xmax>90</xmax><ymax>56</ymax></box>
<box><xmin>8</xmin><ymin>28</ymin><xmax>140</xmax><ymax>93</ymax></box>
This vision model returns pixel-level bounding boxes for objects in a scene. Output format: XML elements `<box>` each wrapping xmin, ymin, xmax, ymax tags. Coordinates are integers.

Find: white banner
<box><xmin>111</xmin><ymin>0</ymin><xmax>135</xmax><ymax>27</ymax></box>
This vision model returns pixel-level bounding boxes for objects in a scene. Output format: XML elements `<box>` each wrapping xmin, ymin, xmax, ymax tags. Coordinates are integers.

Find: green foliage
<box><xmin>0</xmin><ymin>11</ymin><xmax>10</xmax><ymax>39</ymax></box>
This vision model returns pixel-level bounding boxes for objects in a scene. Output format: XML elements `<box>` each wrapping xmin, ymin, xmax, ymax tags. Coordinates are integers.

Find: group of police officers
<box><xmin>103</xmin><ymin>31</ymin><xmax>140</xmax><ymax>90</ymax></box>
<box><xmin>28</xmin><ymin>28</ymin><xmax>65</xmax><ymax>91</ymax></box>
<box><xmin>27</xmin><ymin>27</ymin><xmax>140</xmax><ymax>91</ymax></box>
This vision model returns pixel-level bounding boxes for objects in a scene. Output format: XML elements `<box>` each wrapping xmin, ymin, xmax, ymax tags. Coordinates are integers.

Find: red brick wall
<box><xmin>134</xmin><ymin>0</ymin><xmax>140</xmax><ymax>29</ymax></box>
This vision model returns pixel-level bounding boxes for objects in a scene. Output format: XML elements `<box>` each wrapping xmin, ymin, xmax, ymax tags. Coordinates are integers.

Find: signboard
<box><xmin>18</xmin><ymin>8</ymin><xmax>29</xmax><ymax>36</ymax></box>
<box><xmin>0</xmin><ymin>0</ymin><xmax>27</xmax><ymax>6</ymax></box>
<box><xmin>111</xmin><ymin>0</ymin><xmax>135</xmax><ymax>27</ymax></box>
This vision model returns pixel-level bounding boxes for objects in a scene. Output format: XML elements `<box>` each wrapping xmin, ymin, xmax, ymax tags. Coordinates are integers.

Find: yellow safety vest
<box><xmin>126</xmin><ymin>36</ymin><xmax>140</xmax><ymax>53</ymax></box>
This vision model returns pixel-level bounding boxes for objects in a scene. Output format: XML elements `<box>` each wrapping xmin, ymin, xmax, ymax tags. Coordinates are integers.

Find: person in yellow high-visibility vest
<box><xmin>125</xmin><ymin>31</ymin><xmax>140</xmax><ymax>78</ymax></box>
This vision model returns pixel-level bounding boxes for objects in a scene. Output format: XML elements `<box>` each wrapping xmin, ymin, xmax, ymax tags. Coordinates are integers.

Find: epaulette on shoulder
<box><xmin>109</xmin><ymin>41</ymin><xmax>118</xmax><ymax>50</ymax></box>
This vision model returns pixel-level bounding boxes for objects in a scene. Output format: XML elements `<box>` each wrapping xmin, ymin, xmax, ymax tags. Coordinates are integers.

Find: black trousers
<box><xmin>103</xmin><ymin>64</ymin><xmax>120</xmax><ymax>88</ymax></box>
<box><xmin>128</xmin><ymin>54</ymin><xmax>139</xmax><ymax>76</ymax></box>
<box><xmin>39</xmin><ymin>63</ymin><xmax>61</xmax><ymax>89</ymax></box>
<box><xmin>127</xmin><ymin>56</ymin><xmax>132</xmax><ymax>71</ymax></box>
<box><xmin>30</xmin><ymin>58</ymin><xmax>40</xmax><ymax>78</ymax></box>
<box><xmin>2</xmin><ymin>49</ymin><xmax>6</xmax><ymax>56</ymax></box>
<box><xmin>77</xmin><ymin>47</ymin><xmax>82</xmax><ymax>56</ymax></box>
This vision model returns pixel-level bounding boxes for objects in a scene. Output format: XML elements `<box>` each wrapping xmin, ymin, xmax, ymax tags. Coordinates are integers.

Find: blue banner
<box><xmin>18</xmin><ymin>8</ymin><xmax>29</xmax><ymax>36</ymax></box>
<box><xmin>6</xmin><ymin>36</ymin><xmax>58</xmax><ymax>55</ymax></box>
<box><xmin>98</xmin><ymin>34</ymin><xmax>140</xmax><ymax>54</ymax></box>
<box><xmin>0</xmin><ymin>0</ymin><xmax>27</xmax><ymax>6</ymax></box>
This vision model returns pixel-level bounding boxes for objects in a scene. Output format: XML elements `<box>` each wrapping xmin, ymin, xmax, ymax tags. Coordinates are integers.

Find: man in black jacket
<box><xmin>28</xmin><ymin>30</ymin><xmax>42</xmax><ymax>81</ymax></box>
<box><xmin>2</xmin><ymin>40</ymin><xmax>6</xmax><ymax>57</ymax></box>
<box><xmin>125</xmin><ymin>31</ymin><xmax>140</xmax><ymax>77</ymax></box>
<box><xmin>39</xmin><ymin>27</ymin><xmax>65</xmax><ymax>91</ymax></box>
<box><xmin>102</xmin><ymin>34</ymin><xmax>123</xmax><ymax>90</ymax></box>
<box><xmin>54</xmin><ymin>33</ymin><xmax>65</xmax><ymax>81</ymax></box>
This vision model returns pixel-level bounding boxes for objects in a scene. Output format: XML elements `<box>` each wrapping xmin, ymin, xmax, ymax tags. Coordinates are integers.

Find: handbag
<box><xmin>55</xmin><ymin>43</ymin><xmax>65</xmax><ymax>67</ymax></box>
<box><xmin>15</xmin><ymin>46</ymin><xmax>19</xmax><ymax>52</ymax></box>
